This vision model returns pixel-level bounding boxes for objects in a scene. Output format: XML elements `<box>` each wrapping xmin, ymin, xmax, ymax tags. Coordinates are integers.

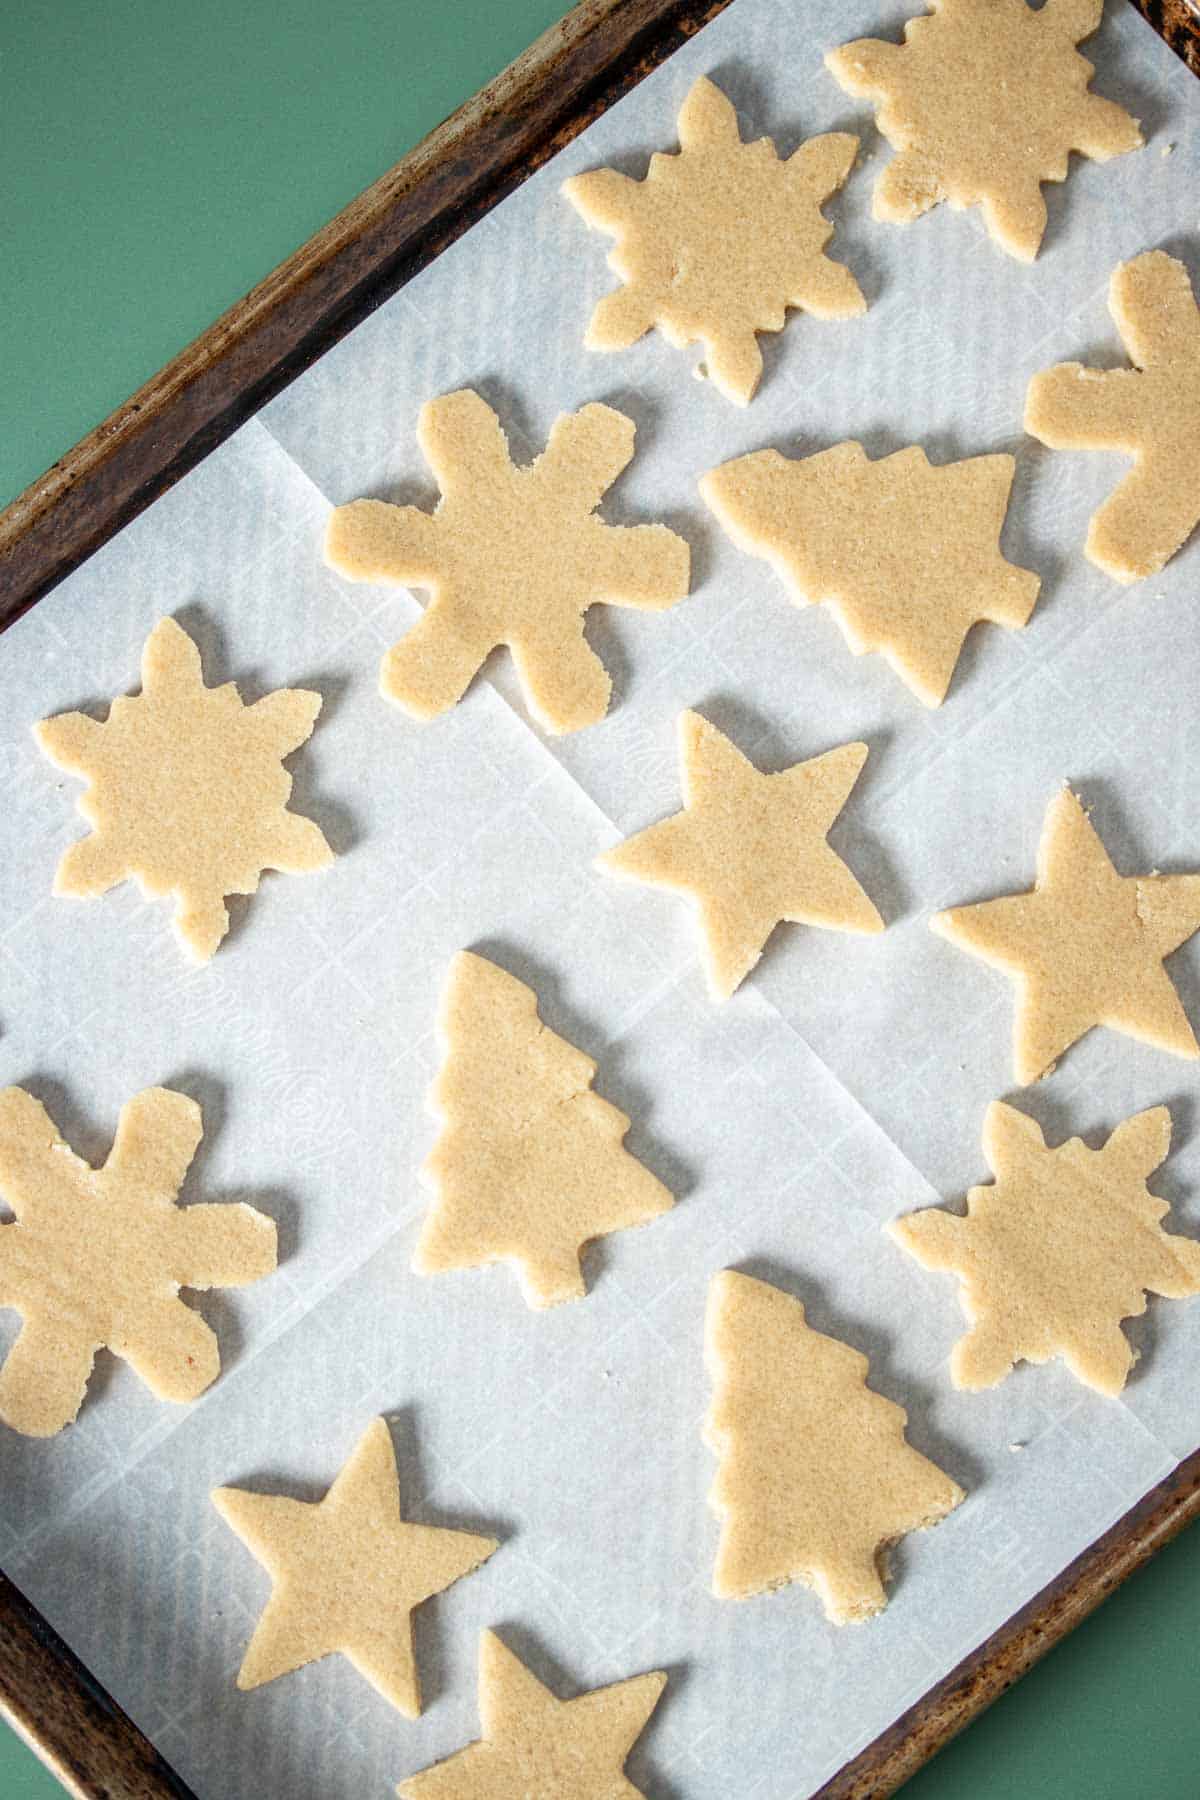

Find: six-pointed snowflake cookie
<box><xmin>36</xmin><ymin>616</ymin><xmax>334</xmax><ymax>962</ymax></box>
<box><xmin>0</xmin><ymin>1085</ymin><xmax>276</xmax><ymax>1437</ymax></box>
<box><xmin>415</xmin><ymin>951</ymin><xmax>674</xmax><ymax>1307</ymax></box>
<box><xmin>213</xmin><ymin>1416</ymin><xmax>498</xmax><ymax>1716</ymax></box>
<box><xmin>398</xmin><ymin>1631</ymin><xmax>667</xmax><ymax>1800</ymax></box>
<box><xmin>324</xmin><ymin>389</ymin><xmax>690</xmax><ymax>734</ymax></box>
<box><xmin>827</xmin><ymin>0</ymin><xmax>1142</xmax><ymax>262</ymax></box>
<box><xmin>702</xmin><ymin>439</ymin><xmax>1040</xmax><ymax>705</ymax></box>
<box><xmin>705</xmin><ymin>1270</ymin><xmax>964</xmax><ymax>1622</ymax></box>
<box><xmin>891</xmin><ymin>1100</ymin><xmax>1200</xmax><ymax>1396</ymax></box>
<box><xmin>563</xmin><ymin>74</ymin><xmax>865</xmax><ymax>404</ymax></box>
<box><xmin>1026</xmin><ymin>249</ymin><xmax>1200</xmax><ymax>581</ymax></box>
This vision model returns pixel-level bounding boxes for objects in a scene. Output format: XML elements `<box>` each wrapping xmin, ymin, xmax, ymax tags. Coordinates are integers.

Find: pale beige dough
<box><xmin>415</xmin><ymin>952</ymin><xmax>673</xmax><ymax>1308</ymax></box>
<box><xmin>827</xmin><ymin>0</ymin><xmax>1142</xmax><ymax>263</ymax></box>
<box><xmin>562</xmin><ymin>74</ymin><xmax>864</xmax><ymax>405</ymax></box>
<box><xmin>213</xmin><ymin>1416</ymin><xmax>498</xmax><ymax>1717</ymax></box>
<box><xmin>324</xmin><ymin>390</ymin><xmax>690</xmax><ymax>735</ymax></box>
<box><xmin>1025</xmin><ymin>249</ymin><xmax>1200</xmax><ymax>581</ymax></box>
<box><xmin>932</xmin><ymin>786</ymin><xmax>1200</xmax><ymax>1084</ymax></box>
<box><xmin>598</xmin><ymin>710</ymin><xmax>883</xmax><ymax>1001</ymax></box>
<box><xmin>398</xmin><ymin>1630</ymin><xmax>666</xmax><ymax>1799</ymax></box>
<box><xmin>705</xmin><ymin>1271</ymin><xmax>964</xmax><ymax>1622</ymax></box>
<box><xmin>890</xmin><ymin>1100</ymin><xmax>1200</xmax><ymax>1396</ymax></box>
<box><xmin>36</xmin><ymin>615</ymin><xmax>333</xmax><ymax>963</ymax></box>
<box><xmin>702</xmin><ymin>440</ymin><xmax>1040</xmax><ymax>706</ymax></box>
<box><xmin>0</xmin><ymin>1085</ymin><xmax>276</xmax><ymax>1438</ymax></box>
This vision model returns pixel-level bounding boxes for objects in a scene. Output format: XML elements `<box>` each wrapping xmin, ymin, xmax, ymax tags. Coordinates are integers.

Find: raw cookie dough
<box><xmin>890</xmin><ymin>1100</ymin><xmax>1200</xmax><ymax>1396</ymax></box>
<box><xmin>702</xmin><ymin>440</ymin><xmax>1040</xmax><ymax>706</ymax></box>
<box><xmin>398</xmin><ymin>1630</ymin><xmax>667</xmax><ymax>1799</ymax></box>
<box><xmin>597</xmin><ymin>710</ymin><xmax>883</xmax><ymax>1000</ymax></box>
<box><xmin>212</xmin><ymin>1416</ymin><xmax>498</xmax><ymax>1717</ymax></box>
<box><xmin>0</xmin><ymin>1085</ymin><xmax>276</xmax><ymax>1438</ymax></box>
<box><xmin>414</xmin><ymin>951</ymin><xmax>673</xmax><ymax>1308</ymax></box>
<box><xmin>931</xmin><ymin>786</ymin><xmax>1200</xmax><ymax>1084</ymax></box>
<box><xmin>1025</xmin><ymin>249</ymin><xmax>1200</xmax><ymax>582</ymax></box>
<box><xmin>705</xmin><ymin>1270</ymin><xmax>964</xmax><ymax>1622</ymax></box>
<box><xmin>36</xmin><ymin>615</ymin><xmax>333</xmax><ymax>963</ymax></box>
<box><xmin>324</xmin><ymin>390</ymin><xmax>690</xmax><ymax>735</ymax></box>
<box><xmin>826</xmin><ymin>0</ymin><xmax>1142</xmax><ymax>262</ymax></box>
<box><xmin>562</xmin><ymin>74</ymin><xmax>864</xmax><ymax>405</ymax></box>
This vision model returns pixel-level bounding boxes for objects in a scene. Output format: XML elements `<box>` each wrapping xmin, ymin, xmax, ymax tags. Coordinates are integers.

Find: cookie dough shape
<box><xmin>36</xmin><ymin>616</ymin><xmax>333</xmax><ymax>963</ymax></box>
<box><xmin>324</xmin><ymin>390</ymin><xmax>690</xmax><ymax>735</ymax></box>
<box><xmin>705</xmin><ymin>1271</ymin><xmax>964</xmax><ymax>1621</ymax></box>
<box><xmin>932</xmin><ymin>787</ymin><xmax>1200</xmax><ymax>1084</ymax></box>
<box><xmin>891</xmin><ymin>1101</ymin><xmax>1200</xmax><ymax>1396</ymax></box>
<box><xmin>415</xmin><ymin>952</ymin><xmax>673</xmax><ymax>1308</ymax></box>
<box><xmin>598</xmin><ymin>710</ymin><xmax>882</xmax><ymax>1000</ymax></box>
<box><xmin>399</xmin><ymin>1630</ymin><xmax>666</xmax><ymax>1800</ymax></box>
<box><xmin>1026</xmin><ymin>250</ymin><xmax>1200</xmax><ymax>582</ymax></box>
<box><xmin>0</xmin><ymin>1085</ymin><xmax>276</xmax><ymax>1438</ymax></box>
<box><xmin>826</xmin><ymin>0</ymin><xmax>1141</xmax><ymax>262</ymax></box>
<box><xmin>562</xmin><ymin>74</ymin><xmax>865</xmax><ymax>405</ymax></box>
<box><xmin>212</xmin><ymin>1417</ymin><xmax>498</xmax><ymax>1717</ymax></box>
<box><xmin>702</xmin><ymin>440</ymin><xmax>1040</xmax><ymax>706</ymax></box>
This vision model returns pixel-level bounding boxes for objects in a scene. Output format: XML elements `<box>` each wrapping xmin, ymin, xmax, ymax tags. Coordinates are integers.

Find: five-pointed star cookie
<box><xmin>36</xmin><ymin>616</ymin><xmax>333</xmax><ymax>962</ymax></box>
<box><xmin>416</xmin><ymin>952</ymin><xmax>673</xmax><ymax>1308</ymax></box>
<box><xmin>562</xmin><ymin>74</ymin><xmax>865</xmax><ymax>405</ymax></box>
<box><xmin>1026</xmin><ymin>249</ymin><xmax>1200</xmax><ymax>582</ymax></box>
<box><xmin>890</xmin><ymin>1100</ymin><xmax>1200</xmax><ymax>1396</ymax></box>
<box><xmin>324</xmin><ymin>390</ymin><xmax>690</xmax><ymax>735</ymax></box>
<box><xmin>212</xmin><ymin>1417</ymin><xmax>498</xmax><ymax>1716</ymax></box>
<box><xmin>398</xmin><ymin>1630</ymin><xmax>666</xmax><ymax>1799</ymax></box>
<box><xmin>702</xmin><ymin>440</ymin><xmax>1040</xmax><ymax>706</ymax></box>
<box><xmin>0</xmin><ymin>1085</ymin><xmax>276</xmax><ymax>1438</ymax></box>
<box><xmin>932</xmin><ymin>787</ymin><xmax>1200</xmax><ymax>1084</ymax></box>
<box><xmin>598</xmin><ymin>710</ymin><xmax>883</xmax><ymax>1000</ymax></box>
<box><xmin>827</xmin><ymin>0</ymin><xmax>1142</xmax><ymax>262</ymax></box>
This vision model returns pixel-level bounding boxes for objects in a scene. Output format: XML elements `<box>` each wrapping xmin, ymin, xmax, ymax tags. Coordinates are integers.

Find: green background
<box><xmin>2</xmin><ymin>1</ymin><xmax>1199</xmax><ymax>1795</ymax></box>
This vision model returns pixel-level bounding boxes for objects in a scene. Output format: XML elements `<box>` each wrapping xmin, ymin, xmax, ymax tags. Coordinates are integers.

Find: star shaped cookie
<box><xmin>932</xmin><ymin>787</ymin><xmax>1200</xmax><ymax>1083</ymax></box>
<box><xmin>890</xmin><ymin>1100</ymin><xmax>1200</xmax><ymax>1395</ymax></box>
<box><xmin>1026</xmin><ymin>249</ymin><xmax>1200</xmax><ymax>582</ymax></box>
<box><xmin>212</xmin><ymin>1417</ymin><xmax>498</xmax><ymax>1716</ymax></box>
<box><xmin>399</xmin><ymin>1630</ymin><xmax>666</xmax><ymax>1799</ymax></box>
<box><xmin>826</xmin><ymin>0</ymin><xmax>1142</xmax><ymax>262</ymax></box>
<box><xmin>598</xmin><ymin>711</ymin><xmax>883</xmax><ymax>1000</ymax></box>
<box><xmin>563</xmin><ymin>74</ymin><xmax>865</xmax><ymax>404</ymax></box>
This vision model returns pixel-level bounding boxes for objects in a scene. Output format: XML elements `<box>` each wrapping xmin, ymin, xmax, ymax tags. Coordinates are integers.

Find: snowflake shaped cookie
<box><xmin>1026</xmin><ymin>250</ymin><xmax>1200</xmax><ymax>581</ymax></box>
<box><xmin>827</xmin><ymin>0</ymin><xmax>1142</xmax><ymax>262</ymax></box>
<box><xmin>325</xmin><ymin>390</ymin><xmax>690</xmax><ymax>734</ymax></box>
<box><xmin>891</xmin><ymin>1101</ymin><xmax>1200</xmax><ymax>1395</ymax></box>
<box><xmin>36</xmin><ymin>616</ymin><xmax>333</xmax><ymax>962</ymax></box>
<box><xmin>563</xmin><ymin>75</ymin><xmax>865</xmax><ymax>404</ymax></box>
<box><xmin>0</xmin><ymin>1085</ymin><xmax>276</xmax><ymax>1437</ymax></box>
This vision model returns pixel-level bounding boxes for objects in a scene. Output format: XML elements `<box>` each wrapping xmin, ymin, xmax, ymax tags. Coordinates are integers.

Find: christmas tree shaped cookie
<box><xmin>562</xmin><ymin>74</ymin><xmax>865</xmax><ymax>405</ymax></box>
<box><xmin>213</xmin><ymin>1417</ymin><xmax>498</xmax><ymax>1716</ymax></box>
<box><xmin>415</xmin><ymin>952</ymin><xmax>673</xmax><ymax>1308</ymax></box>
<box><xmin>36</xmin><ymin>616</ymin><xmax>333</xmax><ymax>962</ymax></box>
<box><xmin>324</xmin><ymin>390</ymin><xmax>689</xmax><ymax>734</ymax></box>
<box><xmin>598</xmin><ymin>710</ymin><xmax>883</xmax><ymax>1000</ymax></box>
<box><xmin>702</xmin><ymin>440</ymin><xmax>1039</xmax><ymax>706</ymax></box>
<box><xmin>705</xmin><ymin>1271</ymin><xmax>964</xmax><ymax>1622</ymax></box>
<box><xmin>826</xmin><ymin>0</ymin><xmax>1141</xmax><ymax>262</ymax></box>
<box><xmin>1026</xmin><ymin>250</ymin><xmax>1200</xmax><ymax>582</ymax></box>
<box><xmin>399</xmin><ymin>1630</ymin><xmax>666</xmax><ymax>1799</ymax></box>
<box><xmin>932</xmin><ymin>787</ymin><xmax>1200</xmax><ymax>1084</ymax></box>
<box><xmin>0</xmin><ymin>1085</ymin><xmax>276</xmax><ymax>1437</ymax></box>
<box><xmin>890</xmin><ymin>1101</ymin><xmax>1200</xmax><ymax>1396</ymax></box>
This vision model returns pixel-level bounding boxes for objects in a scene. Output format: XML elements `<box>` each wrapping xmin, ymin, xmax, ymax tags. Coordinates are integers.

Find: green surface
<box><xmin>1</xmin><ymin>2</ymin><xmax>1199</xmax><ymax>1796</ymax></box>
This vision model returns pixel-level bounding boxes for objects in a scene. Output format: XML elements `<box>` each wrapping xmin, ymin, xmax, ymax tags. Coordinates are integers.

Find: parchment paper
<box><xmin>1</xmin><ymin>2</ymin><xmax>1198</xmax><ymax>1794</ymax></box>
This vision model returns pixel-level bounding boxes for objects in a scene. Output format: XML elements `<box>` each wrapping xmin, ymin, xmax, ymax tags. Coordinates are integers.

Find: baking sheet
<box><xmin>2</xmin><ymin>2</ymin><xmax>1199</xmax><ymax>1794</ymax></box>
